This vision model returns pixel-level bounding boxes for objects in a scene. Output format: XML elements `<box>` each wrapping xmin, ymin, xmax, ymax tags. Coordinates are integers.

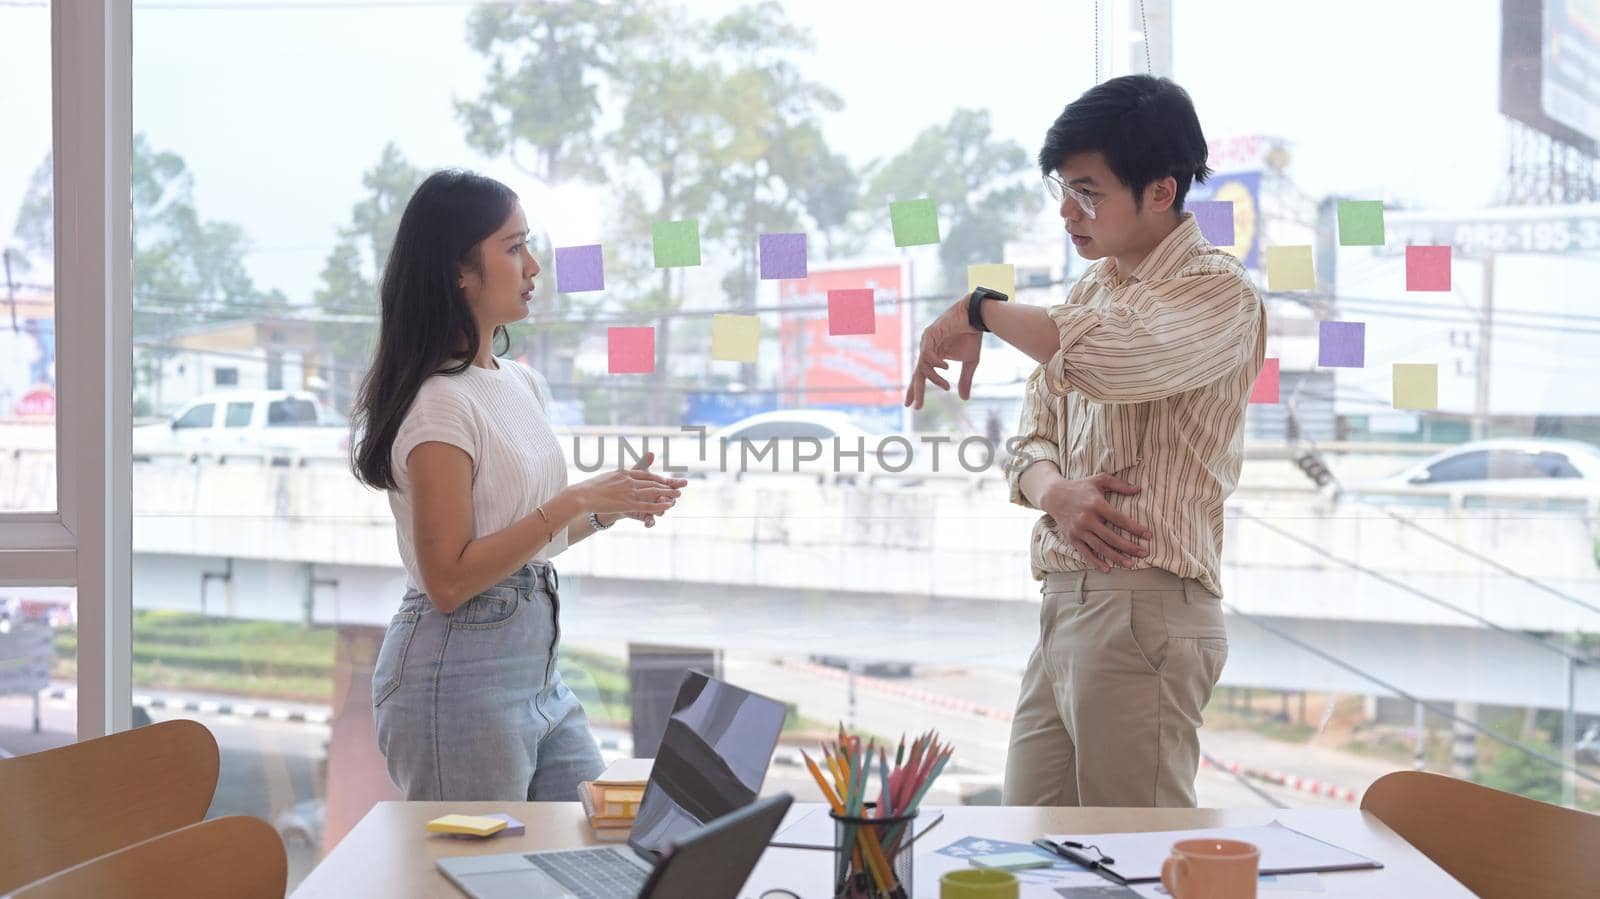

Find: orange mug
<box><xmin>1160</xmin><ymin>838</ymin><xmax>1260</xmax><ymax>899</ymax></box>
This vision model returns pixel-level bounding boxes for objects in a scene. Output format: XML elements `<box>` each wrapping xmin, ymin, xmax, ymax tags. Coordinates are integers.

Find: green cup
<box><xmin>939</xmin><ymin>868</ymin><xmax>1019</xmax><ymax>899</ymax></box>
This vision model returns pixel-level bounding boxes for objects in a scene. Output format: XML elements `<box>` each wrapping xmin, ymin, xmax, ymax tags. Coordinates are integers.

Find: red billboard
<box><xmin>777</xmin><ymin>262</ymin><xmax>905</xmax><ymax>412</ymax></box>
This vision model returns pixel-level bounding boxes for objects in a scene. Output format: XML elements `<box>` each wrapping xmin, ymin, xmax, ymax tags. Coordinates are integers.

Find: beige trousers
<box><xmin>1002</xmin><ymin>567</ymin><xmax>1229</xmax><ymax>807</ymax></box>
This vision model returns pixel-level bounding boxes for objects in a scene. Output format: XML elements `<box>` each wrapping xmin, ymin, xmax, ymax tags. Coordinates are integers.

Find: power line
<box><xmin>1233</xmin><ymin>508</ymin><xmax>1591</xmax><ymax>664</ymax></box>
<box><xmin>1224</xmin><ymin>603</ymin><xmax>1600</xmax><ymax>789</ymax></box>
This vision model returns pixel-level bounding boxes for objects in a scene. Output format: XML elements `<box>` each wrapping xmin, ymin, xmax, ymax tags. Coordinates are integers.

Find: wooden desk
<box><xmin>291</xmin><ymin>802</ymin><xmax>1472</xmax><ymax>898</ymax></box>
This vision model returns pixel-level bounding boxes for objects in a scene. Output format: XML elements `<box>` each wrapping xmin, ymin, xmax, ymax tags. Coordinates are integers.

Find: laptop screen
<box><xmin>627</xmin><ymin>671</ymin><xmax>788</xmax><ymax>858</ymax></box>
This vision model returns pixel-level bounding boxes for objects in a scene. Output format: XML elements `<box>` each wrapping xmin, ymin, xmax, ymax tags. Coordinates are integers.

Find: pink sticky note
<box><xmin>608</xmin><ymin>327</ymin><xmax>655</xmax><ymax>374</ymax></box>
<box><xmin>1250</xmin><ymin>358</ymin><xmax>1280</xmax><ymax>404</ymax></box>
<box><xmin>1406</xmin><ymin>246</ymin><xmax>1451</xmax><ymax>291</ymax></box>
<box><xmin>828</xmin><ymin>289</ymin><xmax>875</xmax><ymax>335</ymax></box>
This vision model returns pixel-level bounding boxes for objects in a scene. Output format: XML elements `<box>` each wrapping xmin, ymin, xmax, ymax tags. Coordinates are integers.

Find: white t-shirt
<box><xmin>388</xmin><ymin>358</ymin><xmax>569</xmax><ymax>591</ymax></box>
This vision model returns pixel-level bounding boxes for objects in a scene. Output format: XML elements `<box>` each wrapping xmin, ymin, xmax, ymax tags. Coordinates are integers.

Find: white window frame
<box><xmin>0</xmin><ymin>0</ymin><xmax>134</xmax><ymax>739</ymax></box>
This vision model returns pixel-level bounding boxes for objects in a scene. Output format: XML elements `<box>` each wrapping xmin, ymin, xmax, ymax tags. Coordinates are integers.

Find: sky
<box><xmin>2</xmin><ymin>0</ymin><xmax>1509</xmax><ymax>303</ymax></box>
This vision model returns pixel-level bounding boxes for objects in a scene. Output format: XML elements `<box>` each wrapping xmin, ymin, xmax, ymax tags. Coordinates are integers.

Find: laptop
<box><xmin>438</xmin><ymin>793</ymin><xmax>793</xmax><ymax>899</ymax></box>
<box><xmin>439</xmin><ymin>671</ymin><xmax>791</xmax><ymax>899</ymax></box>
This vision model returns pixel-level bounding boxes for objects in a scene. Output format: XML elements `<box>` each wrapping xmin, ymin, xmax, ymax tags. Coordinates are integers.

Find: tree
<box><xmin>454</xmin><ymin>0</ymin><xmax>650</xmax><ymax>184</ymax></box>
<box><xmin>10</xmin><ymin>136</ymin><xmax>275</xmax><ymax>412</ymax></box>
<box><xmin>313</xmin><ymin>142</ymin><xmax>425</xmax><ymax>412</ymax></box>
<box><xmin>867</xmin><ymin>108</ymin><xmax>1042</xmax><ymax>290</ymax></box>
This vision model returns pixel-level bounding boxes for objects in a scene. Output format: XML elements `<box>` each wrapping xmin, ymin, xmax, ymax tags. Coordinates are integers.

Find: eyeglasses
<box><xmin>1044</xmin><ymin>173</ymin><xmax>1105</xmax><ymax>220</ymax></box>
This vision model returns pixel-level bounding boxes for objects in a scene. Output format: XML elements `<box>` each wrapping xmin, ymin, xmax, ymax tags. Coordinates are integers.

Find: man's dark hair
<box><xmin>1038</xmin><ymin>75</ymin><xmax>1212</xmax><ymax>213</ymax></box>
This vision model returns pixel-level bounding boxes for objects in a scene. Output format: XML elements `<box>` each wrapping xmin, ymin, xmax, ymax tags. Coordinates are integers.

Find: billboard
<box><xmin>1502</xmin><ymin>0</ymin><xmax>1600</xmax><ymax>153</ymax></box>
<box><xmin>1187</xmin><ymin>170</ymin><xmax>1262</xmax><ymax>271</ymax></box>
<box><xmin>776</xmin><ymin>262</ymin><xmax>905</xmax><ymax>422</ymax></box>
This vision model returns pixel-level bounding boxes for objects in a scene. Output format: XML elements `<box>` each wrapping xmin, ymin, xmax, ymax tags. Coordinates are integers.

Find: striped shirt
<box><xmin>1007</xmin><ymin>212</ymin><xmax>1266</xmax><ymax>597</ymax></box>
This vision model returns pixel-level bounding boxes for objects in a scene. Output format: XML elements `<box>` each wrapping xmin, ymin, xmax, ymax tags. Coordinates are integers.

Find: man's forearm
<box><xmin>980</xmin><ymin>300</ymin><xmax>1059</xmax><ymax>365</ymax></box>
<box><xmin>1018</xmin><ymin>458</ymin><xmax>1063</xmax><ymax>508</ymax></box>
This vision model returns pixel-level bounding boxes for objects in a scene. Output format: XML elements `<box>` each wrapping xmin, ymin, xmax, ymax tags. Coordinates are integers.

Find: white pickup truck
<box><xmin>132</xmin><ymin>390</ymin><xmax>349</xmax><ymax>464</ymax></box>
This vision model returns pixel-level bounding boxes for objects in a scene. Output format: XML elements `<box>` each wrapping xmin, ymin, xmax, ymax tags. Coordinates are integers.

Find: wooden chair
<box><xmin>0</xmin><ymin>719</ymin><xmax>220</xmax><ymax>894</ymax></box>
<box><xmin>1361</xmin><ymin>769</ymin><xmax>1600</xmax><ymax>899</ymax></box>
<box><xmin>9</xmin><ymin>815</ymin><xmax>286</xmax><ymax>899</ymax></box>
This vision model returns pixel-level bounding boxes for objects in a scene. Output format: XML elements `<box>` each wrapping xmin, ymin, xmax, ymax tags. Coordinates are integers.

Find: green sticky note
<box><xmin>967</xmin><ymin>263</ymin><xmax>1016</xmax><ymax>298</ymax></box>
<box><xmin>1393</xmin><ymin>363</ymin><xmax>1439</xmax><ymax>411</ymax></box>
<box><xmin>652</xmin><ymin>220</ymin><xmax>701</xmax><ymax>268</ymax></box>
<box><xmin>890</xmin><ymin>198</ymin><xmax>940</xmax><ymax>247</ymax></box>
<box><xmin>1338</xmin><ymin>200</ymin><xmax>1385</xmax><ymax>246</ymax></box>
<box><xmin>1266</xmin><ymin>245</ymin><xmax>1314</xmax><ymax>290</ymax></box>
<box><xmin>711</xmin><ymin>314</ymin><xmax>759</xmax><ymax>362</ymax></box>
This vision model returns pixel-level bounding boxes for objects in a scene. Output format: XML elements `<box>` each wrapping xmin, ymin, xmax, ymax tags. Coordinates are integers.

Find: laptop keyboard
<box><xmin>523</xmin><ymin>849</ymin><xmax>649</xmax><ymax>899</ymax></box>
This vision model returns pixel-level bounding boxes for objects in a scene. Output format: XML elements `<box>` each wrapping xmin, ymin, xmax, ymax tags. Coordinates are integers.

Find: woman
<box><xmin>352</xmin><ymin>169</ymin><xmax>686</xmax><ymax>801</ymax></box>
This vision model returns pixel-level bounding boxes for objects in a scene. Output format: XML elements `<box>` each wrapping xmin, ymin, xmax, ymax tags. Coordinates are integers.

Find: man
<box><xmin>905</xmin><ymin>75</ymin><xmax>1265</xmax><ymax>807</ymax></box>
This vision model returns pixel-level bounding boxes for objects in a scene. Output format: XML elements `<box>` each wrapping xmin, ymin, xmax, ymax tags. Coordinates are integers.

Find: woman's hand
<box><xmin>576</xmin><ymin>451</ymin><xmax>687</xmax><ymax>518</ymax></box>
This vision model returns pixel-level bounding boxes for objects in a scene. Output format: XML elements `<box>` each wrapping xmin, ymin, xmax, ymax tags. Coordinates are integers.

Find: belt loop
<box><xmin>1073</xmin><ymin>570</ymin><xmax>1088</xmax><ymax>604</ymax></box>
<box><xmin>1181</xmin><ymin>578</ymin><xmax>1195</xmax><ymax>604</ymax></box>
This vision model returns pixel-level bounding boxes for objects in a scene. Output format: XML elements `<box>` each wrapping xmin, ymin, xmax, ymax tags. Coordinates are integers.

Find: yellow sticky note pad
<box><xmin>966</xmin><ymin>263</ymin><xmax>1016</xmax><ymax>298</ymax></box>
<box><xmin>1265</xmin><ymin>245</ymin><xmax>1314</xmax><ymax>290</ymax></box>
<box><xmin>1393</xmin><ymin>363</ymin><xmax>1439</xmax><ymax>411</ymax></box>
<box><xmin>426</xmin><ymin>814</ymin><xmax>508</xmax><ymax>837</ymax></box>
<box><xmin>712</xmin><ymin>314</ymin><xmax>759</xmax><ymax>362</ymax></box>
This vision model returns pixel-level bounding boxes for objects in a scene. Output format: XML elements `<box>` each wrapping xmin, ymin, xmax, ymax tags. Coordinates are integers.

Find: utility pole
<box><xmin>1474</xmin><ymin>256</ymin><xmax>1495</xmax><ymax>439</ymax></box>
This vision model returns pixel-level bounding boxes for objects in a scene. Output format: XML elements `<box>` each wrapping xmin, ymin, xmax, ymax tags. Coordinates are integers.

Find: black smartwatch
<box><xmin>967</xmin><ymin>286</ymin><xmax>1010</xmax><ymax>332</ymax></box>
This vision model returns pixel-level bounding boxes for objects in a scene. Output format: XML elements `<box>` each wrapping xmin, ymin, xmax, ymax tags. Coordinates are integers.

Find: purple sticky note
<box><xmin>1250</xmin><ymin>358</ymin><xmax>1280</xmax><ymax>404</ymax></box>
<box><xmin>1406</xmin><ymin>246</ymin><xmax>1451</xmax><ymax>291</ymax></box>
<box><xmin>1318</xmin><ymin>321</ymin><xmax>1366</xmax><ymax>368</ymax></box>
<box><xmin>1191</xmin><ymin>201</ymin><xmax>1235</xmax><ymax>246</ymax></box>
<box><xmin>759</xmin><ymin>233</ymin><xmax>807</xmax><ymax>280</ymax></box>
<box><xmin>828</xmin><ymin>289</ymin><xmax>875</xmax><ymax>335</ymax></box>
<box><xmin>608</xmin><ymin>327</ymin><xmax>655</xmax><ymax>374</ymax></box>
<box><xmin>448</xmin><ymin>813</ymin><xmax>525</xmax><ymax>839</ymax></box>
<box><xmin>555</xmin><ymin>245</ymin><xmax>605</xmax><ymax>293</ymax></box>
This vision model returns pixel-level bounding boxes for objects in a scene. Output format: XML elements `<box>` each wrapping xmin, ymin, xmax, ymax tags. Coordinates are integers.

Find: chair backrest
<box><xmin>9</xmin><ymin>815</ymin><xmax>286</xmax><ymax>899</ymax></box>
<box><xmin>1360</xmin><ymin>769</ymin><xmax>1600</xmax><ymax>899</ymax></box>
<box><xmin>0</xmin><ymin>719</ymin><xmax>220</xmax><ymax>894</ymax></box>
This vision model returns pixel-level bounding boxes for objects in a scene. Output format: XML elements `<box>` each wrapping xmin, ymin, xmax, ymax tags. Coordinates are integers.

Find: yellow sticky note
<box><xmin>712</xmin><ymin>314</ymin><xmax>759</xmax><ymax>363</ymax></box>
<box><xmin>426</xmin><ymin>814</ymin><xmax>508</xmax><ymax>837</ymax></box>
<box><xmin>966</xmin><ymin>263</ymin><xmax>1016</xmax><ymax>298</ymax></box>
<box><xmin>1266</xmin><ymin>245</ymin><xmax>1314</xmax><ymax>290</ymax></box>
<box><xmin>1393</xmin><ymin>364</ymin><xmax>1438</xmax><ymax>411</ymax></box>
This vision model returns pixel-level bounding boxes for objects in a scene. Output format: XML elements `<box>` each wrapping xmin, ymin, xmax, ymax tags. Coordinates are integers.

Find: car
<box><xmin>808</xmin><ymin>653</ymin><xmax>915</xmax><ymax>678</ymax></box>
<box><xmin>1350</xmin><ymin>438</ymin><xmax>1600</xmax><ymax>503</ymax></box>
<box><xmin>133</xmin><ymin>390</ymin><xmax>349</xmax><ymax>464</ymax></box>
<box><xmin>707</xmin><ymin>410</ymin><xmax>917</xmax><ymax>483</ymax></box>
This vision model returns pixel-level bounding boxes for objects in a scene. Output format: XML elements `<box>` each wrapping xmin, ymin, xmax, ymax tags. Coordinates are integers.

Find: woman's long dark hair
<box><xmin>351</xmin><ymin>169</ymin><xmax>518</xmax><ymax>490</ymax></box>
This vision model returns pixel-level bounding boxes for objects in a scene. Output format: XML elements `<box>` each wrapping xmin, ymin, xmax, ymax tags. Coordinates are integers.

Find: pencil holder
<box><xmin>829</xmin><ymin>804</ymin><xmax>917</xmax><ymax>899</ymax></box>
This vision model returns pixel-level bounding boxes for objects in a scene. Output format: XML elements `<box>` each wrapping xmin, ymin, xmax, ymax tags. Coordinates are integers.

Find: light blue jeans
<box><xmin>372</xmin><ymin>561</ymin><xmax>604</xmax><ymax>801</ymax></box>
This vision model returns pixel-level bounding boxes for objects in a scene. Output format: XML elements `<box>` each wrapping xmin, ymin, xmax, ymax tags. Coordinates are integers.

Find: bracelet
<box><xmin>534</xmin><ymin>505</ymin><xmax>553</xmax><ymax>545</ymax></box>
<box><xmin>589</xmin><ymin>512</ymin><xmax>613</xmax><ymax>532</ymax></box>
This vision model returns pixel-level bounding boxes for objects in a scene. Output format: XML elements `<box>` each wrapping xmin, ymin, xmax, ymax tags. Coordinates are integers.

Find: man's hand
<box><xmin>904</xmin><ymin>295</ymin><xmax>982</xmax><ymax>410</ymax></box>
<box><xmin>1038</xmin><ymin>474</ymin><xmax>1152</xmax><ymax>573</ymax></box>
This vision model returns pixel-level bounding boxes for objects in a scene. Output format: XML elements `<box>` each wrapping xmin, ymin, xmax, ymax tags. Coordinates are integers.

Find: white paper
<box><xmin>1044</xmin><ymin>822</ymin><xmax>1379</xmax><ymax>883</ymax></box>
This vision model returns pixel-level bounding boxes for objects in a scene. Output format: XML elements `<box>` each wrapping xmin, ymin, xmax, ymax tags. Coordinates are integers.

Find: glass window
<box><xmin>126</xmin><ymin>4</ymin><xmax>1600</xmax><ymax>892</ymax></box>
<box><xmin>0</xmin><ymin>0</ymin><xmax>56</xmax><ymax>514</ymax></box>
<box><xmin>267</xmin><ymin>398</ymin><xmax>318</xmax><ymax>426</ymax></box>
<box><xmin>1421</xmin><ymin>451</ymin><xmax>1490</xmax><ymax>483</ymax></box>
<box><xmin>172</xmin><ymin>403</ymin><xmax>214</xmax><ymax>430</ymax></box>
<box><xmin>224</xmin><ymin>402</ymin><xmax>253</xmax><ymax>428</ymax></box>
